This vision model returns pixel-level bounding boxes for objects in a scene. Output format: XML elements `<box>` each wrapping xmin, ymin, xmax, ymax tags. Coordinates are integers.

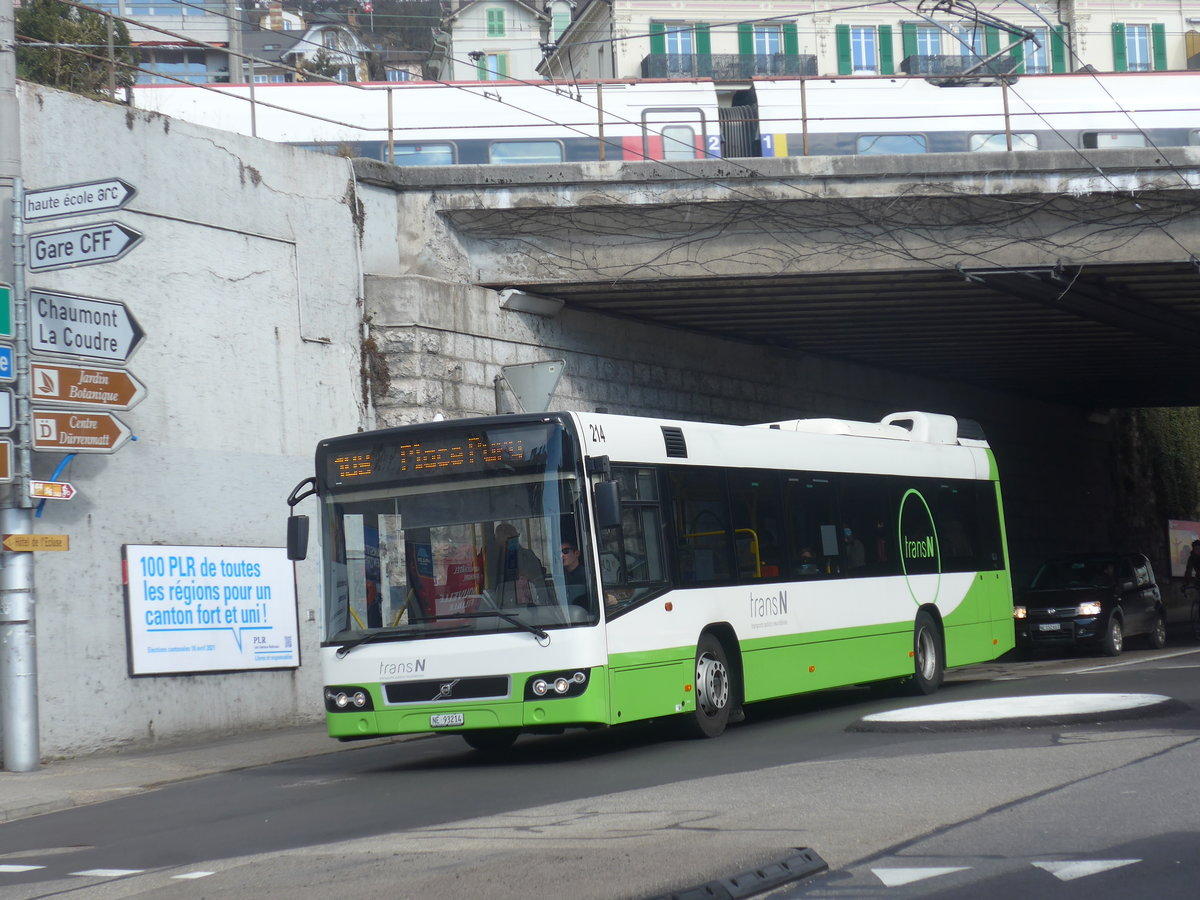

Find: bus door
<box><xmin>638</xmin><ymin>107</ymin><xmax>720</xmax><ymax>161</ymax></box>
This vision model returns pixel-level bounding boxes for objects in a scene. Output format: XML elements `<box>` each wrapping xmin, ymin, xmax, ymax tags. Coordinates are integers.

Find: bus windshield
<box><xmin>318</xmin><ymin>420</ymin><xmax>598</xmax><ymax>644</ymax></box>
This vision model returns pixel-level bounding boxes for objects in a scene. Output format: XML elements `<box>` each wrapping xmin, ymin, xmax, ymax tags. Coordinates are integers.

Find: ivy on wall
<box><xmin>1111</xmin><ymin>407</ymin><xmax>1200</xmax><ymax>564</ymax></box>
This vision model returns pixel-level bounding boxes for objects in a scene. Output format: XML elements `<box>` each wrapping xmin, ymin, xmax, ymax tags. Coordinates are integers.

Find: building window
<box><xmin>1113</xmin><ymin>22</ymin><xmax>1166</xmax><ymax>72</ymax></box>
<box><xmin>486</xmin><ymin>8</ymin><xmax>505</xmax><ymax>38</ymax></box>
<box><xmin>957</xmin><ymin>25</ymin><xmax>984</xmax><ymax>61</ymax></box>
<box><xmin>1125</xmin><ymin>24</ymin><xmax>1150</xmax><ymax>71</ymax></box>
<box><xmin>664</xmin><ymin>25</ymin><xmax>694</xmax><ymax>56</ymax></box>
<box><xmin>136</xmin><ymin>49</ymin><xmax>208</xmax><ymax>84</ymax></box>
<box><xmin>476</xmin><ymin>51</ymin><xmax>508</xmax><ymax>80</ymax></box>
<box><xmin>915</xmin><ymin>25</ymin><xmax>940</xmax><ymax>57</ymax></box>
<box><xmin>1021</xmin><ymin>27</ymin><xmax>1049</xmax><ymax>73</ymax></box>
<box><xmin>850</xmin><ymin>26</ymin><xmax>877</xmax><ymax>73</ymax></box>
<box><xmin>754</xmin><ymin>24</ymin><xmax>782</xmax><ymax>56</ymax></box>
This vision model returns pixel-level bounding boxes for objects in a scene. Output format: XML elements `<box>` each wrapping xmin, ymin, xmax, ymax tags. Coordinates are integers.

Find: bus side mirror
<box><xmin>594</xmin><ymin>480</ymin><xmax>621</xmax><ymax>530</ymax></box>
<box><xmin>287</xmin><ymin>515</ymin><xmax>310</xmax><ymax>561</ymax></box>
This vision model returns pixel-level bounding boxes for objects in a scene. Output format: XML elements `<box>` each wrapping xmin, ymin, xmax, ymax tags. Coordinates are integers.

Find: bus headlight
<box><xmin>525</xmin><ymin>669</ymin><xmax>590</xmax><ymax>700</ymax></box>
<box><xmin>324</xmin><ymin>685</ymin><xmax>374</xmax><ymax>712</ymax></box>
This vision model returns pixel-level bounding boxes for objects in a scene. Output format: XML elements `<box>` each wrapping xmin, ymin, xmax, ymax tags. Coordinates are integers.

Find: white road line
<box><xmin>70</xmin><ymin>868</ymin><xmax>145</xmax><ymax>877</ymax></box>
<box><xmin>0</xmin><ymin>865</ymin><xmax>44</xmax><ymax>873</ymax></box>
<box><xmin>172</xmin><ymin>871</ymin><xmax>215</xmax><ymax>879</ymax></box>
<box><xmin>1033</xmin><ymin>859</ymin><xmax>1140</xmax><ymax>881</ymax></box>
<box><xmin>872</xmin><ymin>867</ymin><xmax>969</xmax><ymax>886</ymax></box>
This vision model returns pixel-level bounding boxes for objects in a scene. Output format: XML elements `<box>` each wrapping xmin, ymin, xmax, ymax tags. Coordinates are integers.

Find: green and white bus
<box><xmin>286</xmin><ymin>409</ymin><xmax>1015</xmax><ymax>750</ymax></box>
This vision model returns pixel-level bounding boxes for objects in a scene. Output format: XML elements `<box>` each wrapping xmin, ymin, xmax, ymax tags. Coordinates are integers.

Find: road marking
<box><xmin>172</xmin><ymin>871</ymin><xmax>215</xmax><ymax>879</ymax></box>
<box><xmin>70</xmin><ymin>868</ymin><xmax>144</xmax><ymax>877</ymax></box>
<box><xmin>1033</xmin><ymin>859</ymin><xmax>1140</xmax><ymax>881</ymax></box>
<box><xmin>0</xmin><ymin>864</ymin><xmax>44</xmax><ymax>873</ymax></box>
<box><xmin>872</xmin><ymin>866</ymin><xmax>969</xmax><ymax>886</ymax></box>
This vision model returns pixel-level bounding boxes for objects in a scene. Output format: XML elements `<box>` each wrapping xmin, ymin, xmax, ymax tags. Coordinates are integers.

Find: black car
<box><xmin>1014</xmin><ymin>552</ymin><xmax>1166</xmax><ymax>656</ymax></box>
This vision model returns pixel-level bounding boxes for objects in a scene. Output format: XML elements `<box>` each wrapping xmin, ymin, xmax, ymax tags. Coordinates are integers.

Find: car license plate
<box><xmin>430</xmin><ymin>713</ymin><xmax>464</xmax><ymax>728</ymax></box>
<box><xmin>1037</xmin><ymin>623</ymin><xmax>1062</xmax><ymax>632</ymax></box>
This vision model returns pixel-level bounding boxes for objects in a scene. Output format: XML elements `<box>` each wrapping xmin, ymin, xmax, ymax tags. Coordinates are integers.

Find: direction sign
<box><xmin>2</xmin><ymin>534</ymin><xmax>69</xmax><ymax>552</ymax></box>
<box><xmin>31</xmin><ymin>362</ymin><xmax>146</xmax><ymax>410</ymax></box>
<box><xmin>0</xmin><ymin>391</ymin><xmax>11</xmax><ymax>432</ymax></box>
<box><xmin>29</xmin><ymin>290</ymin><xmax>145</xmax><ymax>363</ymax></box>
<box><xmin>0</xmin><ymin>344</ymin><xmax>13</xmax><ymax>383</ymax></box>
<box><xmin>30</xmin><ymin>481</ymin><xmax>76</xmax><ymax>501</ymax></box>
<box><xmin>0</xmin><ymin>439</ymin><xmax>10</xmax><ymax>483</ymax></box>
<box><xmin>32</xmin><ymin>410</ymin><xmax>132</xmax><ymax>454</ymax></box>
<box><xmin>27</xmin><ymin>221</ymin><xmax>142</xmax><ymax>272</ymax></box>
<box><xmin>24</xmin><ymin>179</ymin><xmax>136</xmax><ymax>222</ymax></box>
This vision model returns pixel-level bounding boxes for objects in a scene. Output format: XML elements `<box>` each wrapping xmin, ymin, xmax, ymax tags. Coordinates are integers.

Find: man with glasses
<box><xmin>561</xmin><ymin>540</ymin><xmax>586</xmax><ymax>588</ymax></box>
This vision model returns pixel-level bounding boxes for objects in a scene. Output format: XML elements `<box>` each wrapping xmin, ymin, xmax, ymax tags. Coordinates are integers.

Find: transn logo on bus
<box><xmin>904</xmin><ymin>536</ymin><xmax>936</xmax><ymax>559</ymax></box>
<box><xmin>378</xmin><ymin>659</ymin><xmax>426</xmax><ymax>677</ymax></box>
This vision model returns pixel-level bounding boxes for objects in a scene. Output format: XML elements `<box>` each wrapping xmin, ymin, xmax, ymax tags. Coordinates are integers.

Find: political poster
<box><xmin>124</xmin><ymin>544</ymin><xmax>300</xmax><ymax>676</ymax></box>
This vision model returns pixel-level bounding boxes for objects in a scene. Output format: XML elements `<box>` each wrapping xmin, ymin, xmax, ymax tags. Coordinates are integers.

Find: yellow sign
<box><xmin>2</xmin><ymin>533</ymin><xmax>70</xmax><ymax>552</ymax></box>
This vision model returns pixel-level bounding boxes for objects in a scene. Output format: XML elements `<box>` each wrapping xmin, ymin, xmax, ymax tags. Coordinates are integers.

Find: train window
<box><xmin>662</xmin><ymin>125</ymin><xmax>697</xmax><ymax>160</ymax></box>
<box><xmin>1082</xmin><ymin>132</ymin><xmax>1148</xmax><ymax>149</ymax></box>
<box><xmin>488</xmin><ymin>141</ymin><xmax>564</xmax><ymax>164</ymax></box>
<box><xmin>969</xmin><ymin>133</ymin><xmax>1039</xmax><ymax>152</ymax></box>
<box><xmin>393</xmin><ymin>143</ymin><xmax>455</xmax><ymax>165</ymax></box>
<box><xmin>855</xmin><ymin>134</ymin><xmax>927</xmax><ymax>155</ymax></box>
<box><xmin>1191</xmin><ymin>131</ymin><xmax>1200</xmax><ymax>146</ymax></box>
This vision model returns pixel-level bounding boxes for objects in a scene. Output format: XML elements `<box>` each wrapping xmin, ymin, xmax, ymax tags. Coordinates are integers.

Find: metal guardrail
<box><xmin>641</xmin><ymin>53</ymin><xmax>818</xmax><ymax>80</ymax></box>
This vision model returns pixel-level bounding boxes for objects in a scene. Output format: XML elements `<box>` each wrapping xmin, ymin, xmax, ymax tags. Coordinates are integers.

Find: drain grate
<box><xmin>651</xmin><ymin>847</ymin><xmax>828</xmax><ymax>900</ymax></box>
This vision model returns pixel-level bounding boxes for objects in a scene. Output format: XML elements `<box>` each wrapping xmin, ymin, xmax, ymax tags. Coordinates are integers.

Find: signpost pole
<box><xmin>0</xmin><ymin>0</ymin><xmax>40</xmax><ymax>773</ymax></box>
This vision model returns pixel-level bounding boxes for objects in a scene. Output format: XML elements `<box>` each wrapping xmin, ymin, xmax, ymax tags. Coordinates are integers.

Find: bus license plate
<box><xmin>1038</xmin><ymin>623</ymin><xmax>1061</xmax><ymax>632</ymax></box>
<box><xmin>430</xmin><ymin>713</ymin><xmax>464</xmax><ymax>728</ymax></box>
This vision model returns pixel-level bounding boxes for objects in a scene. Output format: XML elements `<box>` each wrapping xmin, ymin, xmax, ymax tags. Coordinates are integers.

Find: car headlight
<box><xmin>1078</xmin><ymin>601</ymin><xmax>1103</xmax><ymax>616</ymax></box>
<box><xmin>1013</xmin><ymin>606</ymin><xmax>1027</xmax><ymax>619</ymax></box>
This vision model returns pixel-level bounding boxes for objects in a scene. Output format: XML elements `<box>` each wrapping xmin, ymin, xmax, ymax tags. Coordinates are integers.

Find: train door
<box><xmin>637</xmin><ymin>107</ymin><xmax>720</xmax><ymax>161</ymax></box>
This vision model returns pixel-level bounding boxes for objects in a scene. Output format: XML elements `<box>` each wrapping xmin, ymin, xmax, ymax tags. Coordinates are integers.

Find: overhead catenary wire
<box><xmin>15</xmin><ymin>0</ymin><xmax>1200</xmax><ymax>287</ymax></box>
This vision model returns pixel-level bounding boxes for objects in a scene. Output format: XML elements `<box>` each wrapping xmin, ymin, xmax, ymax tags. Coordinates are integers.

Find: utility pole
<box><xmin>0</xmin><ymin>0</ymin><xmax>39</xmax><ymax>773</ymax></box>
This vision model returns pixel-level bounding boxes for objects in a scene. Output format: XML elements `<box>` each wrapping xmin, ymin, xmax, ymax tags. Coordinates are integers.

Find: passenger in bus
<box><xmin>491</xmin><ymin>523</ymin><xmax>547</xmax><ymax>606</ymax></box>
<box><xmin>797</xmin><ymin>547</ymin><xmax>822</xmax><ymax>577</ymax></box>
<box><xmin>842</xmin><ymin>528</ymin><xmax>866</xmax><ymax>571</ymax></box>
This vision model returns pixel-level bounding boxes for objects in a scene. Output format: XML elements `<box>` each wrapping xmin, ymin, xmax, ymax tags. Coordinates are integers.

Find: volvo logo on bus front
<box><xmin>432</xmin><ymin>679</ymin><xmax>459</xmax><ymax>702</ymax></box>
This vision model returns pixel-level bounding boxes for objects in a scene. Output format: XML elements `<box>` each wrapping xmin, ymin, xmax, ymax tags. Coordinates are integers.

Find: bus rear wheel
<box><xmin>462</xmin><ymin>729</ymin><xmax>519</xmax><ymax>753</ymax></box>
<box><xmin>684</xmin><ymin>634</ymin><xmax>733</xmax><ymax>738</ymax></box>
<box><xmin>909</xmin><ymin>610</ymin><xmax>944</xmax><ymax>695</ymax></box>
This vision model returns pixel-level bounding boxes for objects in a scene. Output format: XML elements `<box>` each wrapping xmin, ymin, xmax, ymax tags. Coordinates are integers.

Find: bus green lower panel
<box><xmin>609</xmin><ymin>658</ymin><xmax>695</xmax><ymax>724</ymax></box>
<box><xmin>741</xmin><ymin>630</ymin><xmax>911</xmax><ymax>702</ymax></box>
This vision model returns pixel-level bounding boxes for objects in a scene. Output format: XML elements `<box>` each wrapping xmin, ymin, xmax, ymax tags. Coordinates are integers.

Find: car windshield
<box><xmin>319</xmin><ymin>420</ymin><xmax>599</xmax><ymax>645</ymax></box>
<box><xmin>1030</xmin><ymin>557</ymin><xmax>1116</xmax><ymax>590</ymax></box>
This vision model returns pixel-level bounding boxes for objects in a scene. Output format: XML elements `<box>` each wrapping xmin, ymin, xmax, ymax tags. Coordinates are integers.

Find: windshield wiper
<box><xmin>334</xmin><ymin>628</ymin><xmax>411</xmax><ymax>658</ymax></box>
<box><xmin>432</xmin><ymin>610</ymin><xmax>550</xmax><ymax>643</ymax></box>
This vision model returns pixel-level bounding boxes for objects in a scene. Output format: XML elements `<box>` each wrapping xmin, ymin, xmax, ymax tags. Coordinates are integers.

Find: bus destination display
<box><xmin>323</xmin><ymin>425</ymin><xmax>558</xmax><ymax>487</ymax></box>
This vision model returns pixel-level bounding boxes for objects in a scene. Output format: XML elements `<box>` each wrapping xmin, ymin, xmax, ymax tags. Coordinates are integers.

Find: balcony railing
<box><xmin>900</xmin><ymin>54</ymin><xmax>1020</xmax><ymax>76</ymax></box>
<box><xmin>641</xmin><ymin>53</ymin><xmax>818</xmax><ymax>80</ymax></box>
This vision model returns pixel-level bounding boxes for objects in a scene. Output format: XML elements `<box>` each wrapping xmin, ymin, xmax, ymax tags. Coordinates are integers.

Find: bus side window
<box><xmin>728</xmin><ymin>470</ymin><xmax>784</xmax><ymax>580</ymax></box>
<box><xmin>601</xmin><ymin>467</ymin><xmax>668</xmax><ymax>611</ymax></box>
<box><xmin>784</xmin><ymin>475</ymin><xmax>837</xmax><ymax>578</ymax></box>
<box><xmin>669</xmin><ymin>467</ymin><xmax>734</xmax><ymax>585</ymax></box>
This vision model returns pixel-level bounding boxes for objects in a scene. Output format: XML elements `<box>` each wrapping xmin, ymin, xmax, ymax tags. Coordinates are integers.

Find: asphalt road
<box><xmin>3</xmin><ymin>645</ymin><xmax>1200</xmax><ymax>900</ymax></box>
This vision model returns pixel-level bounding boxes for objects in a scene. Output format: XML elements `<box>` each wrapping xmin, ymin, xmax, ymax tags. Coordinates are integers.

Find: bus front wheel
<box><xmin>909</xmin><ymin>610</ymin><xmax>945</xmax><ymax>695</ymax></box>
<box><xmin>685</xmin><ymin>634</ymin><xmax>733</xmax><ymax>738</ymax></box>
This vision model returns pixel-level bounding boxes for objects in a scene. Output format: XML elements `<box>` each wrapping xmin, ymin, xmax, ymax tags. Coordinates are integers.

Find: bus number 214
<box><xmin>589</xmin><ymin>423</ymin><xmax>606</xmax><ymax>443</ymax></box>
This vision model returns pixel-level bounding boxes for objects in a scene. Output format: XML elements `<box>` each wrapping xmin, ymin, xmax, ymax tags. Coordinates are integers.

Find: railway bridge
<box><xmin>355</xmin><ymin>147</ymin><xmax>1200</xmax><ymax>411</ymax></box>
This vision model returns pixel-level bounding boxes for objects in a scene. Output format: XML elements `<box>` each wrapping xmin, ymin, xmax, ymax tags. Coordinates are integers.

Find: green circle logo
<box><xmin>898</xmin><ymin>489</ymin><xmax>941</xmax><ymax>607</ymax></box>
